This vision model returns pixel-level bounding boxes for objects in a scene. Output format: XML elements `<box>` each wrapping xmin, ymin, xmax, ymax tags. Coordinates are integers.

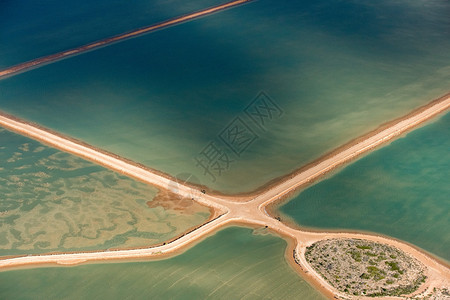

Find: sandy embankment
<box><xmin>0</xmin><ymin>93</ymin><xmax>449</xmax><ymax>299</ymax></box>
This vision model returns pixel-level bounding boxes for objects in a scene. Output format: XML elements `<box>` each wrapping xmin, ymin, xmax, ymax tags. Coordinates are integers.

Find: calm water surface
<box><xmin>0</xmin><ymin>227</ymin><xmax>325</xmax><ymax>299</ymax></box>
<box><xmin>0</xmin><ymin>0</ymin><xmax>226</xmax><ymax>67</ymax></box>
<box><xmin>280</xmin><ymin>113</ymin><xmax>450</xmax><ymax>261</ymax></box>
<box><xmin>1</xmin><ymin>0</ymin><xmax>449</xmax><ymax>194</ymax></box>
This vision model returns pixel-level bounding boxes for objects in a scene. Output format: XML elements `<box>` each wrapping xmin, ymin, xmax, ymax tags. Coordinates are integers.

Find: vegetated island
<box><xmin>306</xmin><ymin>238</ymin><xmax>427</xmax><ymax>298</ymax></box>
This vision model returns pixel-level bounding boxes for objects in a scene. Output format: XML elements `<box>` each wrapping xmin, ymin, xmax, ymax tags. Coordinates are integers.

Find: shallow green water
<box><xmin>280</xmin><ymin>113</ymin><xmax>450</xmax><ymax>261</ymax></box>
<box><xmin>1</xmin><ymin>0</ymin><xmax>449</xmax><ymax>194</ymax></box>
<box><xmin>0</xmin><ymin>127</ymin><xmax>210</xmax><ymax>256</ymax></box>
<box><xmin>0</xmin><ymin>227</ymin><xmax>325</xmax><ymax>299</ymax></box>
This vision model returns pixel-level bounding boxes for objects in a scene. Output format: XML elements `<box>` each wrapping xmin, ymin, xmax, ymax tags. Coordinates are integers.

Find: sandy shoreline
<box><xmin>0</xmin><ymin>92</ymin><xmax>449</xmax><ymax>299</ymax></box>
<box><xmin>219</xmin><ymin>91</ymin><xmax>450</xmax><ymax>199</ymax></box>
<box><xmin>0</xmin><ymin>208</ymin><xmax>222</xmax><ymax>262</ymax></box>
<box><xmin>250</xmin><ymin>94</ymin><xmax>449</xmax><ymax>207</ymax></box>
<box><xmin>0</xmin><ymin>0</ymin><xmax>252</xmax><ymax>80</ymax></box>
<box><xmin>2</xmin><ymin>92</ymin><xmax>447</xmax><ymax>203</ymax></box>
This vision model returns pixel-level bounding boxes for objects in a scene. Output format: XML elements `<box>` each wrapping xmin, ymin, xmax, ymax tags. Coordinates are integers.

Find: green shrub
<box><xmin>385</xmin><ymin>261</ymin><xmax>401</xmax><ymax>272</ymax></box>
<box><xmin>360</xmin><ymin>273</ymin><xmax>370</xmax><ymax>280</ymax></box>
<box><xmin>356</xmin><ymin>245</ymin><xmax>372</xmax><ymax>250</ymax></box>
<box><xmin>367</xmin><ymin>266</ymin><xmax>386</xmax><ymax>281</ymax></box>
<box><xmin>348</xmin><ymin>250</ymin><xmax>362</xmax><ymax>262</ymax></box>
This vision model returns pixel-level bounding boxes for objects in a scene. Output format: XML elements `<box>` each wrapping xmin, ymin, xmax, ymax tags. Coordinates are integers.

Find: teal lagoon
<box><xmin>1</xmin><ymin>0</ymin><xmax>449</xmax><ymax>194</ymax></box>
<box><xmin>0</xmin><ymin>227</ymin><xmax>325</xmax><ymax>300</ymax></box>
<box><xmin>280</xmin><ymin>113</ymin><xmax>450</xmax><ymax>261</ymax></box>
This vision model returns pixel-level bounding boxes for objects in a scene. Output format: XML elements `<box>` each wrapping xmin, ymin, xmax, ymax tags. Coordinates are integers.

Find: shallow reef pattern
<box><xmin>0</xmin><ymin>127</ymin><xmax>210</xmax><ymax>256</ymax></box>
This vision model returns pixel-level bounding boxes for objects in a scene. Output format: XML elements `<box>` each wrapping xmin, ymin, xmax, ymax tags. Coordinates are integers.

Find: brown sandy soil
<box><xmin>147</xmin><ymin>189</ymin><xmax>206</xmax><ymax>212</ymax></box>
<box><xmin>0</xmin><ymin>93</ymin><xmax>448</xmax><ymax>299</ymax></box>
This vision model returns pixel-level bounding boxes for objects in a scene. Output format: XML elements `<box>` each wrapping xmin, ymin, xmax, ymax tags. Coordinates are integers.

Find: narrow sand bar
<box><xmin>0</xmin><ymin>93</ymin><xmax>449</xmax><ymax>299</ymax></box>
<box><xmin>0</xmin><ymin>0</ymin><xmax>252</xmax><ymax>80</ymax></box>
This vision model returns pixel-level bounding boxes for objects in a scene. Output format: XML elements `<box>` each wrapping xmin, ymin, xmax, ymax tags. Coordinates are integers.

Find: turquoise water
<box><xmin>1</xmin><ymin>0</ymin><xmax>449</xmax><ymax>194</ymax></box>
<box><xmin>0</xmin><ymin>227</ymin><xmax>325</xmax><ymax>299</ymax></box>
<box><xmin>280</xmin><ymin>113</ymin><xmax>450</xmax><ymax>261</ymax></box>
<box><xmin>0</xmin><ymin>127</ymin><xmax>210</xmax><ymax>256</ymax></box>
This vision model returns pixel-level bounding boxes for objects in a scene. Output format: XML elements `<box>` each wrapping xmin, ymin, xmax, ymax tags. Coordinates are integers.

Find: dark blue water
<box><xmin>1</xmin><ymin>0</ymin><xmax>449</xmax><ymax>193</ymax></box>
<box><xmin>0</xmin><ymin>0</ymin><xmax>228</xmax><ymax>67</ymax></box>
